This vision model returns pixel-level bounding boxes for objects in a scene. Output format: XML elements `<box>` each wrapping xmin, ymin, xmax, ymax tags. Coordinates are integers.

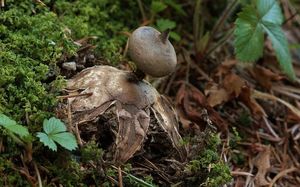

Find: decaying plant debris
<box><xmin>59</xmin><ymin>65</ymin><xmax>187</xmax><ymax>163</ymax></box>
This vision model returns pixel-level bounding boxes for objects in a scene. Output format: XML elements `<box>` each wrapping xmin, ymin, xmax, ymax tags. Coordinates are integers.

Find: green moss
<box><xmin>0</xmin><ymin>156</ymin><xmax>30</xmax><ymax>186</ymax></box>
<box><xmin>0</xmin><ymin>0</ymin><xmax>77</xmax><ymax>126</ymax></box>
<box><xmin>185</xmin><ymin>133</ymin><xmax>232</xmax><ymax>186</ymax></box>
<box><xmin>81</xmin><ymin>140</ymin><xmax>103</xmax><ymax>163</ymax></box>
<box><xmin>0</xmin><ymin>0</ymin><xmax>140</xmax><ymax>126</ymax></box>
<box><xmin>47</xmin><ymin>156</ymin><xmax>85</xmax><ymax>186</ymax></box>
<box><xmin>53</xmin><ymin>0</ymin><xmax>140</xmax><ymax>64</ymax></box>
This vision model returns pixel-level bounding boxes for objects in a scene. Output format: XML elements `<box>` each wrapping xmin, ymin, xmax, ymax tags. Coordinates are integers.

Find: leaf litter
<box><xmin>53</xmin><ymin>1</ymin><xmax>300</xmax><ymax>186</ymax></box>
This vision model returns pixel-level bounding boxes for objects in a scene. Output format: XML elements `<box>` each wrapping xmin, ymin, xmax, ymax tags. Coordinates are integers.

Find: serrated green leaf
<box><xmin>257</xmin><ymin>0</ymin><xmax>283</xmax><ymax>24</ymax></box>
<box><xmin>43</xmin><ymin>117</ymin><xmax>66</xmax><ymax>134</ymax></box>
<box><xmin>234</xmin><ymin>5</ymin><xmax>264</xmax><ymax>62</ymax></box>
<box><xmin>169</xmin><ymin>31</ymin><xmax>181</xmax><ymax>41</ymax></box>
<box><xmin>234</xmin><ymin>0</ymin><xmax>296</xmax><ymax>79</ymax></box>
<box><xmin>0</xmin><ymin>114</ymin><xmax>30</xmax><ymax>137</ymax></box>
<box><xmin>51</xmin><ymin>132</ymin><xmax>78</xmax><ymax>151</ymax></box>
<box><xmin>37</xmin><ymin>132</ymin><xmax>57</xmax><ymax>151</ymax></box>
<box><xmin>164</xmin><ymin>0</ymin><xmax>187</xmax><ymax>16</ymax></box>
<box><xmin>262</xmin><ymin>22</ymin><xmax>296</xmax><ymax>79</ymax></box>
<box><xmin>37</xmin><ymin>117</ymin><xmax>78</xmax><ymax>151</ymax></box>
<box><xmin>151</xmin><ymin>1</ymin><xmax>167</xmax><ymax>13</ymax></box>
<box><xmin>156</xmin><ymin>19</ymin><xmax>176</xmax><ymax>31</ymax></box>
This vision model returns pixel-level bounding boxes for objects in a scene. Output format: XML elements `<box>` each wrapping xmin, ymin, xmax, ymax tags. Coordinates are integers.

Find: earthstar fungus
<box><xmin>62</xmin><ymin>27</ymin><xmax>185</xmax><ymax>164</ymax></box>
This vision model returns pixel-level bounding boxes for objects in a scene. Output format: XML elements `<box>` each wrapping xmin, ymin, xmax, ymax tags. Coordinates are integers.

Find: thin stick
<box><xmin>268</xmin><ymin>167</ymin><xmax>298</xmax><ymax>187</ymax></box>
<box><xmin>263</xmin><ymin>117</ymin><xmax>279</xmax><ymax>139</ymax></box>
<box><xmin>231</xmin><ymin>171</ymin><xmax>254</xmax><ymax>176</ymax></box>
<box><xmin>137</xmin><ymin>0</ymin><xmax>147</xmax><ymax>22</ymax></box>
<box><xmin>204</xmin><ymin>0</ymin><xmax>239</xmax><ymax>53</ymax></box>
<box><xmin>57</xmin><ymin>92</ymin><xmax>93</xmax><ymax>99</ymax></box>
<box><xmin>118</xmin><ymin>166</ymin><xmax>123</xmax><ymax>187</ymax></box>
<box><xmin>204</xmin><ymin>27</ymin><xmax>234</xmax><ymax>59</ymax></box>
<box><xmin>33</xmin><ymin>161</ymin><xmax>43</xmax><ymax>187</ymax></box>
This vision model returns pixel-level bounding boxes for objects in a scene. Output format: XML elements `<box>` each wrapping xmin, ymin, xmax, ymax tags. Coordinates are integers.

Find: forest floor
<box><xmin>1</xmin><ymin>0</ymin><xmax>300</xmax><ymax>186</ymax></box>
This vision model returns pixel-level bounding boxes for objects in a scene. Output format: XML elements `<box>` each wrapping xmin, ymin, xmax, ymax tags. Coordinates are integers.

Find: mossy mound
<box><xmin>0</xmin><ymin>0</ymin><xmax>139</xmax><ymax>126</ymax></box>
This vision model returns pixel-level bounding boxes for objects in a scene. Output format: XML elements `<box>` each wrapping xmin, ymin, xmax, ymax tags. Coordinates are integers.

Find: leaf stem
<box><xmin>204</xmin><ymin>27</ymin><xmax>235</xmax><ymax>59</ymax></box>
<box><xmin>137</xmin><ymin>0</ymin><xmax>147</xmax><ymax>22</ymax></box>
<box><xmin>204</xmin><ymin>0</ymin><xmax>239</xmax><ymax>54</ymax></box>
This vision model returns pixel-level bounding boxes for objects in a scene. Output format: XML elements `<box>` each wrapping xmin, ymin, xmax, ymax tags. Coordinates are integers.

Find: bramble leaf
<box><xmin>43</xmin><ymin>117</ymin><xmax>66</xmax><ymax>134</ymax></box>
<box><xmin>51</xmin><ymin>132</ymin><xmax>78</xmax><ymax>151</ymax></box>
<box><xmin>151</xmin><ymin>1</ymin><xmax>167</xmax><ymax>13</ymax></box>
<box><xmin>234</xmin><ymin>5</ymin><xmax>264</xmax><ymax>62</ymax></box>
<box><xmin>234</xmin><ymin>0</ymin><xmax>295</xmax><ymax>79</ymax></box>
<box><xmin>156</xmin><ymin>19</ymin><xmax>176</xmax><ymax>31</ymax></box>
<box><xmin>0</xmin><ymin>113</ymin><xmax>30</xmax><ymax>137</ymax></box>
<box><xmin>36</xmin><ymin>132</ymin><xmax>57</xmax><ymax>151</ymax></box>
<box><xmin>262</xmin><ymin>22</ymin><xmax>295</xmax><ymax>80</ymax></box>
<box><xmin>37</xmin><ymin>117</ymin><xmax>77</xmax><ymax>151</ymax></box>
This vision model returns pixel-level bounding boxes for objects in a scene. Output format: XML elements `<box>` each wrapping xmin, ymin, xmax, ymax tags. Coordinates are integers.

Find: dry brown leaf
<box><xmin>205</xmin><ymin>73</ymin><xmax>245</xmax><ymax>107</ymax></box>
<box><xmin>176</xmin><ymin>83</ymin><xmax>228</xmax><ymax>132</ymax></box>
<box><xmin>205</xmin><ymin>82</ymin><xmax>229</xmax><ymax>107</ymax></box>
<box><xmin>238</xmin><ymin>86</ymin><xmax>267</xmax><ymax>118</ymax></box>
<box><xmin>223</xmin><ymin>73</ymin><xmax>245</xmax><ymax>97</ymax></box>
<box><xmin>253</xmin><ymin>145</ymin><xmax>271</xmax><ymax>186</ymax></box>
<box><xmin>214</xmin><ymin>59</ymin><xmax>237</xmax><ymax>77</ymax></box>
<box><xmin>249</xmin><ymin>65</ymin><xmax>284</xmax><ymax>90</ymax></box>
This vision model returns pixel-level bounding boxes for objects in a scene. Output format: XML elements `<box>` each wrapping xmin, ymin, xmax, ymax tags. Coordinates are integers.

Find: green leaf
<box><xmin>37</xmin><ymin>117</ymin><xmax>78</xmax><ymax>151</ymax></box>
<box><xmin>234</xmin><ymin>0</ymin><xmax>296</xmax><ymax>79</ymax></box>
<box><xmin>43</xmin><ymin>117</ymin><xmax>66</xmax><ymax>134</ymax></box>
<box><xmin>156</xmin><ymin>19</ymin><xmax>176</xmax><ymax>31</ymax></box>
<box><xmin>169</xmin><ymin>31</ymin><xmax>181</xmax><ymax>41</ymax></box>
<box><xmin>262</xmin><ymin>22</ymin><xmax>295</xmax><ymax>79</ymax></box>
<box><xmin>37</xmin><ymin>132</ymin><xmax>57</xmax><ymax>151</ymax></box>
<box><xmin>0</xmin><ymin>114</ymin><xmax>30</xmax><ymax>137</ymax></box>
<box><xmin>151</xmin><ymin>1</ymin><xmax>167</xmax><ymax>13</ymax></box>
<box><xmin>234</xmin><ymin>5</ymin><xmax>264</xmax><ymax>62</ymax></box>
<box><xmin>51</xmin><ymin>132</ymin><xmax>78</xmax><ymax>151</ymax></box>
<box><xmin>164</xmin><ymin>0</ymin><xmax>187</xmax><ymax>16</ymax></box>
<box><xmin>257</xmin><ymin>0</ymin><xmax>283</xmax><ymax>24</ymax></box>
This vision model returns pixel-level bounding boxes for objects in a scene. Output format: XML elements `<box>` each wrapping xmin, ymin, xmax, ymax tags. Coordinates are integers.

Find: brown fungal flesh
<box><xmin>63</xmin><ymin>66</ymin><xmax>187</xmax><ymax>163</ymax></box>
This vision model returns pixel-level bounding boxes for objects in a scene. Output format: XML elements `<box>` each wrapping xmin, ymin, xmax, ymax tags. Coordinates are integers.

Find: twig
<box><xmin>263</xmin><ymin>117</ymin><xmax>279</xmax><ymax>139</ymax></box>
<box><xmin>107</xmin><ymin>176</ymin><xmax>119</xmax><ymax>186</ymax></box>
<box><xmin>193</xmin><ymin>0</ymin><xmax>203</xmax><ymax>52</ymax></box>
<box><xmin>204</xmin><ymin>0</ymin><xmax>239</xmax><ymax>53</ymax></box>
<box><xmin>231</xmin><ymin>171</ymin><xmax>254</xmax><ymax>176</ymax></box>
<box><xmin>67</xmin><ymin>99</ymin><xmax>83</xmax><ymax>147</ymax></box>
<box><xmin>33</xmin><ymin>161</ymin><xmax>43</xmax><ymax>187</ymax></box>
<box><xmin>272</xmin><ymin>86</ymin><xmax>300</xmax><ymax>100</ymax></box>
<box><xmin>268</xmin><ymin>167</ymin><xmax>298</xmax><ymax>187</ymax></box>
<box><xmin>118</xmin><ymin>167</ymin><xmax>123</xmax><ymax>187</ymax></box>
<box><xmin>204</xmin><ymin>27</ymin><xmax>234</xmax><ymax>59</ymax></box>
<box><xmin>57</xmin><ymin>92</ymin><xmax>93</xmax><ymax>99</ymax></box>
<box><xmin>137</xmin><ymin>0</ymin><xmax>147</xmax><ymax>22</ymax></box>
<box><xmin>111</xmin><ymin>165</ymin><xmax>155</xmax><ymax>187</ymax></box>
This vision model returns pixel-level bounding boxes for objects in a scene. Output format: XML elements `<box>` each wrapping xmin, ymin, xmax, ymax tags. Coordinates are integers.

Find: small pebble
<box><xmin>62</xmin><ymin>61</ymin><xmax>77</xmax><ymax>71</ymax></box>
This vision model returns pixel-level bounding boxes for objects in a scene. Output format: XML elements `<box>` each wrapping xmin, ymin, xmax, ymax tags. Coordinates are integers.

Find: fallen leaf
<box><xmin>249</xmin><ymin>65</ymin><xmax>284</xmax><ymax>90</ymax></box>
<box><xmin>223</xmin><ymin>73</ymin><xmax>245</xmax><ymax>97</ymax></box>
<box><xmin>205</xmin><ymin>82</ymin><xmax>229</xmax><ymax>107</ymax></box>
<box><xmin>205</xmin><ymin>73</ymin><xmax>245</xmax><ymax>107</ymax></box>
<box><xmin>176</xmin><ymin>83</ymin><xmax>228</xmax><ymax>132</ymax></box>
<box><xmin>214</xmin><ymin>59</ymin><xmax>237</xmax><ymax>77</ymax></box>
<box><xmin>238</xmin><ymin>86</ymin><xmax>267</xmax><ymax>118</ymax></box>
<box><xmin>253</xmin><ymin>145</ymin><xmax>271</xmax><ymax>186</ymax></box>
